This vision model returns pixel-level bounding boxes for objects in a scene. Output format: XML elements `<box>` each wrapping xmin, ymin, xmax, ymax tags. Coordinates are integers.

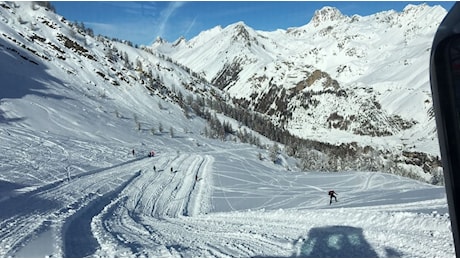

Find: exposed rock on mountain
<box><xmin>151</xmin><ymin>3</ymin><xmax>447</xmax><ymax>159</ymax></box>
<box><xmin>0</xmin><ymin>1</ymin><xmax>448</xmax><ymax>183</ymax></box>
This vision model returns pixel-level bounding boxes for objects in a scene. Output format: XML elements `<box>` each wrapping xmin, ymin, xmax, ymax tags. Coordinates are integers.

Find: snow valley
<box><xmin>0</xmin><ymin>1</ymin><xmax>455</xmax><ymax>257</ymax></box>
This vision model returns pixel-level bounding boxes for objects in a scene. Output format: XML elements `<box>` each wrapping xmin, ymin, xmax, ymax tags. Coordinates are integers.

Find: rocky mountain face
<box><xmin>151</xmin><ymin>4</ymin><xmax>446</xmax><ymax>156</ymax></box>
<box><xmin>0</xmin><ymin>2</ymin><xmax>448</xmax><ymax>184</ymax></box>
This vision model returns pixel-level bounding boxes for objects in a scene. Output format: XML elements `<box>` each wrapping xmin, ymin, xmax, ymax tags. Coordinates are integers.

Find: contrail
<box><xmin>156</xmin><ymin>2</ymin><xmax>186</xmax><ymax>38</ymax></box>
<box><xmin>183</xmin><ymin>16</ymin><xmax>197</xmax><ymax>38</ymax></box>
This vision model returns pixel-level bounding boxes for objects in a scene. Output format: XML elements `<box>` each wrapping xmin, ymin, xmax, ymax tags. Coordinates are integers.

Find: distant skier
<box><xmin>153</xmin><ymin>165</ymin><xmax>156</xmax><ymax>172</ymax></box>
<box><xmin>328</xmin><ymin>190</ymin><xmax>338</xmax><ymax>205</ymax></box>
<box><xmin>132</xmin><ymin>149</ymin><xmax>135</xmax><ymax>156</ymax></box>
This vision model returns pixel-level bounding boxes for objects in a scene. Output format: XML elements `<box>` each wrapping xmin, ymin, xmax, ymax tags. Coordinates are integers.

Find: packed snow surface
<box><xmin>0</xmin><ymin>1</ymin><xmax>455</xmax><ymax>258</ymax></box>
<box><xmin>0</xmin><ymin>85</ymin><xmax>455</xmax><ymax>257</ymax></box>
<box><xmin>0</xmin><ymin>126</ymin><xmax>454</xmax><ymax>257</ymax></box>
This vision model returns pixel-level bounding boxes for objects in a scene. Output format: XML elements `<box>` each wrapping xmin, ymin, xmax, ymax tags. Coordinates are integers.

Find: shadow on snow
<box><xmin>294</xmin><ymin>225</ymin><xmax>403</xmax><ymax>258</ymax></box>
<box><xmin>0</xmin><ymin>180</ymin><xmax>60</xmax><ymax>220</ymax></box>
<box><xmin>62</xmin><ymin>171</ymin><xmax>142</xmax><ymax>258</ymax></box>
<box><xmin>0</xmin><ymin>37</ymin><xmax>70</xmax><ymax>124</ymax></box>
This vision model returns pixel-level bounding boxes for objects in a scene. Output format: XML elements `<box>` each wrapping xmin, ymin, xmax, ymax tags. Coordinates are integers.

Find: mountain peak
<box><xmin>310</xmin><ymin>6</ymin><xmax>346</xmax><ymax>26</ymax></box>
<box><xmin>173</xmin><ymin>36</ymin><xmax>186</xmax><ymax>47</ymax></box>
<box><xmin>231</xmin><ymin>21</ymin><xmax>249</xmax><ymax>33</ymax></box>
<box><xmin>400</xmin><ymin>3</ymin><xmax>442</xmax><ymax>19</ymax></box>
<box><xmin>230</xmin><ymin>21</ymin><xmax>252</xmax><ymax>44</ymax></box>
<box><xmin>403</xmin><ymin>3</ymin><xmax>428</xmax><ymax>13</ymax></box>
<box><xmin>155</xmin><ymin>36</ymin><xmax>166</xmax><ymax>44</ymax></box>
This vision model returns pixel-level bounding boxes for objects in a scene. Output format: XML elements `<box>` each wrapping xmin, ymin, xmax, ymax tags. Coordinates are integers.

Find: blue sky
<box><xmin>52</xmin><ymin>1</ymin><xmax>455</xmax><ymax>46</ymax></box>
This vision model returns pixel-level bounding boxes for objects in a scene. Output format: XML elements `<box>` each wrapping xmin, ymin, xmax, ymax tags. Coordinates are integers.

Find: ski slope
<box><xmin>0</xmin><ymin>127</ymin><xmax>454</xmax><ymax>257</ymax></box>
<box><xmin>0</xmin><ymin>2</ymin><xmax>455</xmax><ymax>258</ymax></box>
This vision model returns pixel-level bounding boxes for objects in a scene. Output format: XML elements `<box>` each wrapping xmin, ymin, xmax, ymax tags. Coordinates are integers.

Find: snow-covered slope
<box><xmin>0</xmin><ymin>2</ymin><xmax>454</xmax><ymax>257</ymax></box>
<box><xmin>152</xmin><ymin>3</ymin><xmax>446</xmax><ymax>159</ymax></box>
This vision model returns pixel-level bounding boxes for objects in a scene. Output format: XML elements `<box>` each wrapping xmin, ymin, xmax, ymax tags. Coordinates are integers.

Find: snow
<box><xmin>1</xmin><ymin>132</ymin><xmax>454</xmax><ymax>257</ymax></box>
<box><xmin>0</xmin><ymin>1</ymin><xmax>455</xmax><ymax>258</ymax></box>
<box><xmin>152</xmin><ymin>3</ymin><xmax>448</xmax><ymax>158</ymax></box>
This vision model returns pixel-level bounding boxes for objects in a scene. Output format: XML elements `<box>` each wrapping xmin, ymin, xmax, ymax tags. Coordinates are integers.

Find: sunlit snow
<box><xmin>0</xmin><ymin>1</ymin><xmax>455</xmax><ymax>258</ymax></box>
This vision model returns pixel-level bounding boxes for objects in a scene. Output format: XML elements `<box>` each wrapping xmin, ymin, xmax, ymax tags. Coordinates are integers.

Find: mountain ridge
<box><xmin>0</xmin><ymin>1</ymin><xmax>447</xmax><ymax>184</ymax></box>
<box><xmin>0</xmin><ymin>3</ymin><xmax>454</xmax><ymax>256</ymax></box>
<box><xmin>150</xmin><ymin>3</ymin><xmax>446</xmax><ymax>159</ymax></box>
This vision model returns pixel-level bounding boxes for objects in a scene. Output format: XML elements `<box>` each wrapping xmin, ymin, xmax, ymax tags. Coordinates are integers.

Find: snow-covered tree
<box><xmin>269</xmin><ymin>143</ymin><xmax>281</xmax><ymax>163</ymax></box>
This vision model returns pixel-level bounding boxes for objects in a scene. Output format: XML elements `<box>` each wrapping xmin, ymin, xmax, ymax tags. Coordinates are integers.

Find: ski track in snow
<box><xmin>0</xmin><ymin>2</ymin><xmax>455</xmax><ymax>257</ymax></box>
<box><xmin>1</xmin><ymin>135</ymin><xmax>454</xmax><ymax>258</ymax></box>
<box><xmin>0</xmin><ymin>67</ymin><xmax>454</xmax><ymax>257</ymax></box>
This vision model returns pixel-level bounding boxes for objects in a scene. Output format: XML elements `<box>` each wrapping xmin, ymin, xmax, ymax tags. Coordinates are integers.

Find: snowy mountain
<box><xmin>151</xmin><ymin>3</ymin><xmax>447</xmax><ymax>182</ymax></box>
<box><xmin>0</xmin><ymin>1</ymin><xmax>454</xmax><ymax>257</ymax></box>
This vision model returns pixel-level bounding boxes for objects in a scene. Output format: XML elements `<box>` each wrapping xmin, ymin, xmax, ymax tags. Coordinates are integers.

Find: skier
<box><xmin>328</xmin><ymin>190</ymin><xmax>338</xmax><ymax>205</ymax></box>
<box><xmin>132</xmin><ymin>149</ymin><xmax>135</xmax><ymax>156</ymax></box>
<box><xmin>153</xmin><ymin>165</ymin><xmax>156</xmax><ymax>172</ymax></box>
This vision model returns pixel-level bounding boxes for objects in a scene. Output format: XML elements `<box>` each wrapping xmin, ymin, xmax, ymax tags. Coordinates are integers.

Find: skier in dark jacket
<box><xmin>328</xmin><ymin>190</ymin><xmax>338</xmax><ymax>204</ymax></box>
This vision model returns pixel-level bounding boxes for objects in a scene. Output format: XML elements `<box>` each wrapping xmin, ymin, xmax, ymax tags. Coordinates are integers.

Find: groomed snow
<box><xmin>0</xmin><ymin>1</ymin><xmax>455</xmax><ymax>258</ymax></box>
<box><xmin>0</xmin><ymin>129</ymin><xmax>454</xmax><ymax>257</ymax></box>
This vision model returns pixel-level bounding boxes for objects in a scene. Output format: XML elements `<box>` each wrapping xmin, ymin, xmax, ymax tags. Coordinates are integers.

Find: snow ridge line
<box><xmin>181</xmin><ymin>155</ymin><xmax>205</xmax><ymax>216</ymax></box>
<box><xmin>185</xmin><ymin>154</ymin><xmax>214</xmax><ymax>216</ymax></box>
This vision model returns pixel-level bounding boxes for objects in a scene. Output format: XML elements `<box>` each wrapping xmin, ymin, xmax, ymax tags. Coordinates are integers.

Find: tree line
<box><xmin>175</xmin><ymin>85</ymin><xmax>443</xmax><ymax>185</ymax></box>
